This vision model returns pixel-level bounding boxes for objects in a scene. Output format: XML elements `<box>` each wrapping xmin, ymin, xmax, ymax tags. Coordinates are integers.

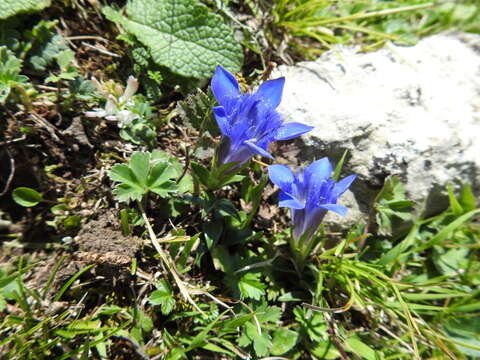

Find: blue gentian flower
<box><xmin>268</xmin><ymin>158</ymin><xmax>356</xmax><ymax>241</ymax></box>
<box><xmin>211</xmin><ymin>66</ymin><xmax>313</xmax><ymax>166</ymax></box>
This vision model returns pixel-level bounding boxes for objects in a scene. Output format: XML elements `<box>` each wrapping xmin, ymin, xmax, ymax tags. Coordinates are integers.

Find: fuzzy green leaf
<box><xmin>103</xmin><ymin>0</ymin><xmax>242</xmax><ymax>78</ymax></box>
<box><xmin>238</xmin><ymin>272</ymin><xmax>266</xmax><ymax>300</ymax></box>
<box><xmin>0</xmin><ymin>0</ymin><xmax>51</xmax><ymax>20</ymax></box>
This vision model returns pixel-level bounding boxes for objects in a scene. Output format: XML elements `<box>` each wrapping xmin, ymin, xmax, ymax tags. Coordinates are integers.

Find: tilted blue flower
<box><xmin>211</xmin><ymin>66</ymin><xmax>313</xmax><ymax>166</ymax></box>
<box><xmin>268</xmin><ymin>158</ymin><xmax>356</xmax><ymax>241</ymax></box>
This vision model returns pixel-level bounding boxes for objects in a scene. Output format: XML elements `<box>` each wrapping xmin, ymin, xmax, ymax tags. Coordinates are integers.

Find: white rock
<box><xmin>274</xmin><ymin>32</ymin><xmax>480</xmax><ymax>227</ymax></box>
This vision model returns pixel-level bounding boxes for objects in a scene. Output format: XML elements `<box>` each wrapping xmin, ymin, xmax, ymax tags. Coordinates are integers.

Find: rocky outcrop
<box><xmin>274</xmin><ymin>33</ymin><xmax>480</xmax><ymax>229</ymax></box>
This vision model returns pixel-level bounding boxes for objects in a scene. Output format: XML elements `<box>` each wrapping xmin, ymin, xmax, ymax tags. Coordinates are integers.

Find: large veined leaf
<box><xmin>103</xmin><ymin>0</ymin><xmax>243</xmax><ymax>79</ymax></box>
<box><xmin>0</xmin><ymin>0</ymin><xmax>51</xmax><ymax>19</ymax></box>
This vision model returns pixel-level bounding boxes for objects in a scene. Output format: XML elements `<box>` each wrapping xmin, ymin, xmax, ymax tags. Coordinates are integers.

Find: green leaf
<box><xmin>221</xmin><ymin>313</ymin><xmax>255</xmax><ymax>332</ymax></box>
<box><xmin>112</xmin><ymin>183</ymin><xmax>144</xmax><ymax>202</ymax></box>
<box><xmin>255</xmin><ymin>304</ymin><xmax>281</xmax><ymax>324</ymax></box>
<box><xmin>51</xmin><ymin>203</ymin><xmax>68</xmax><ymax>215</ymax></box>
<box><xmin>56</xmin><ymin>319</ymin><xmax>102</xmax><ymax>338</ymax></box>
<box><xmin>244</xmin><ymin>321</ymin><xmax>271</xmax><ymax>356</ymax></box>
<box><xmin>133</xmin><ymin>307</ymin><xmax>154</xmax><ymax>333</ymax></box>
<box><xmin>129</xmin><ymin>152</ymin><xmax>151</xmax><ymax>187</ymax></box>
<box><xmin>109</xmin><ymin>151</ymin><xmax>181</xmax><ymax>202</ymax></box>
<box><xmin>149</xmin><ymin>280</ymin><xmax>175</xmax><ymax>315</ymax></box>
<box><xmin>416</xmin><ymin>209</ymin><xmax>480</xmax><ymax>252</ymax></box>
<box><xmin>220</xmin><ymin>174</ymin><xmax>245</xmax><ymax>187</ymax></box>
<box><xmin>332</xmin><ymin>150</ymin><xmax>348</xmax><ymax>181</ymax></box>
<box><xmin>187</xmin><ymin>311</ymin><xmax>227</xmax><ymax>351</ymax></box>
<box><xmin>0</xmin><ymin>293</ymin><xmax>6</xmax><ymax>311</ymax></box>
<box><xmin>103</xmin><ymin>0</ymin><xmax>242</xmax><ymax>79</ymax></box>
<box><xmin>215</xmin><ymin>199</ymin><xmax>240</xmax><ymax>220</ymax></box>
<box><xmin>311</xmin><ymin>340</ymin><xmax>341</xmax><ymax>359</ymax></box>
<box><xmin>374</xmin><ymin>176</ymin><xmax>415</xmax><ymax>235</ymax></box>
<box><xmin>238</xmin><ymin>272</ymin><xmax>266</xmax><ymax>300</ymax></box>
<box><xmin>25</xmin><ymin>20</ymin><xmax>68</xmax><ymax>71</ymax></box>
<box><xmin>444</xmin><ymin>315</ymin><xmax>480</xmax><ymax>357</ymax></box>
<box><xmin>191</xmin><ymin>161</ymin><xmax>211</xmax><ymax>188</ymax></box>
<box><xmin>147</xmin><ymin>162</ymin><xmax>177</xmax><ymax>189</ymax></box>
<box><xmin>0</xmin><ymin>46</ymin><xmax>29</xmax><ymax>104</ymax></box>
<box><xmin>56</xmin><ymin>49</ymin><xmax>75</xmax><ymax>70</ymax></box>
<box><xmin>176</xmin><ymin>233</ymin><xmax>200</xmax><ymax>270</ymax></box>
<box><xmin>63</xmin><ymin>215</ymin><xmax>81</xmax><ymax>230</ymax></box>
<box><xmin>447</xmin><ymin>183</ymin><xmax>463</xmax><ymax>216</ymax></box>
<box><xmin>12</xmin><ymin>187</ymin><xmax>43</xmax><ymax>207</ymax></box>
<box><xmin>203</xmin><ymin>221</ymin><xmax>223</xmax><ymax>250</ymax></box>
<box><xmin>120</xmin><ymin>208</ymin><xmax>131</xmax><ymax>236</ymax></box>
<box><xmin>271</xmin><ymin>328</ymin><xmax>298</xmax><ymax>355</ymax></box>
<box><xmin>459</xmin><ymin>184</ymin><xmax>477</xmax><ymax>212</ymax></box>
<box><xmin>346</xmin><ymin>335</ymin><xmax>377</xmax><ymax>360</ymax></box>
<box><xmin>109</xmin><ymin>164</ymin><xmax>140</xmax><ymax>188</ymax></box>
<box><xmin>177</xmin><ymin>174</ymin><xmax>194</xmax><ymax>193</ymax></box>
<box><xmin>0</xmin><ymin>0</ymin><xmax>51</xmax><ymax>20</ymax></box>
<box><xmin>432</xmin><ymin>245</ymin><xmax>469</xmax><ymax>276</ymax></box>
<box><xmin>378</xmin><ymin>224</ymin><xmax>419</xmax><ymax>266</ymax></box>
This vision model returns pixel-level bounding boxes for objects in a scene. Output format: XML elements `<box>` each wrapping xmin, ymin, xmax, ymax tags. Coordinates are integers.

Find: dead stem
<box><xmin>137</xmin><ymin>200</ymin><xmax>206</xmax><ymax>317</ymax></box>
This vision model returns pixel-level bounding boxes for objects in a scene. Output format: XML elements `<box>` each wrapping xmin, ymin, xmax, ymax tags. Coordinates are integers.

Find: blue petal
<box><xmin>213</xmin><ymin>106</ymin><xmax>230</xmax><ymax>136</ymax></box>
<box><xmin>274</xmin><ymin>122</ymin><xmax>314</xmax><ymax>141</ymax></box>
<box><xmin>297</xmin><ymin>207</ymin><xmax>327</xmax><ymax>241</ymax></box>
<box><xmin>304</xmin><ymin>158</ymin><xmax>333</xmax><ymax>183</ymax></box>
<box><xmin>244</xmin><ymin>141</ymin><xmax>274</xmax><ymax>159</ymax></box>
<box><xmin>268</xmin><ymin>164</ymin><xmax>294</xmax><ymax>192</ymax></box>
<box><xmin>332</xmin><ymin>174</ymin><xmax>356</xmax><ymax>199</ymax></box>
<box><xmin>211</xmin><ymin>66</ymin><xmax>240</xmax><ymax>107</ymax></box>
<box><xmin>319</xmin><ymin>204</ymin><xmax>348</xmax><ymax>216</ymax></box>
<box><xmin>256</xmin><ymin>77</ymin><xmax>285</xmax><ymax>108</ymax></box>
<box><xmin>279</xmin><ymin>191</ymin><xmax>305</xmax><ymax>209</ymax></box>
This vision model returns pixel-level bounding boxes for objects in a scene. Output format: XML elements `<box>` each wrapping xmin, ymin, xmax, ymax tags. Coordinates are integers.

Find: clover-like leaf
<box><xmin>108</xmin><ymin>151</ymin><xmax>180</xmax><ymax>203</ymax></box>
<box><xmin>129</xmin><ymin>152</ymin><xmax>151</xmax><ymax>187</ymax></box>
<box><xmin>0</xmin><ymin>0</ymin><xmax>50</xmax><ymax>20</ymax></box>
<box><xmin>112</xmin><ymin>183</ymin><xmax>144</xmax><ymax>203</ymax></box>
<box><xmin>149</xmin><ymin>280</ymin><xmax>175</xmax><ymax>315</ymax></box>
<box><xmin>147</xmin><ymin>162</ymin><xmax>177</xmax><ymax>189</ymax></box>
<box><xmin>103</xmin><ymin>0</ymin><xmax>243</xmax><ymax>79</ymax></box>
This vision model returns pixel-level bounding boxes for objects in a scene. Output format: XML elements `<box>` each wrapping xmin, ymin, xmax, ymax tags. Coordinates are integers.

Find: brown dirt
<box><xmin>72</xmin><ymin>213</ymin><xmax>143</xmax><ymax>290</ymax></box>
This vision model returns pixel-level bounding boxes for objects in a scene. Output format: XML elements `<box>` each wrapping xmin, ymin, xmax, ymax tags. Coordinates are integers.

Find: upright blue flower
<box><xmin>268</xmin><ymin>158</ymin><xmax>356</xmax><ymax>242</ymax></box>
<box><xmin>211</xmin><ymin>66</ymin><xmax>313</xmax><ymax>166</ymax></box>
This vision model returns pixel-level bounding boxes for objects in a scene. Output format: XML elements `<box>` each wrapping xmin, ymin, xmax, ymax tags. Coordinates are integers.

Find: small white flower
<box><xmin>116</xmin><ymin>109</ymin><xmax>139</xmax><ymax>128</ymax></box>
<box><xmin>119</xmin><ymin>76</ymin><xmax>139</xmax><ymax>104</ymax></box>
<box><xmin>85</xmin><ymin>76</ymin><xmax>139</xmax><ymax>128</ymax></box>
